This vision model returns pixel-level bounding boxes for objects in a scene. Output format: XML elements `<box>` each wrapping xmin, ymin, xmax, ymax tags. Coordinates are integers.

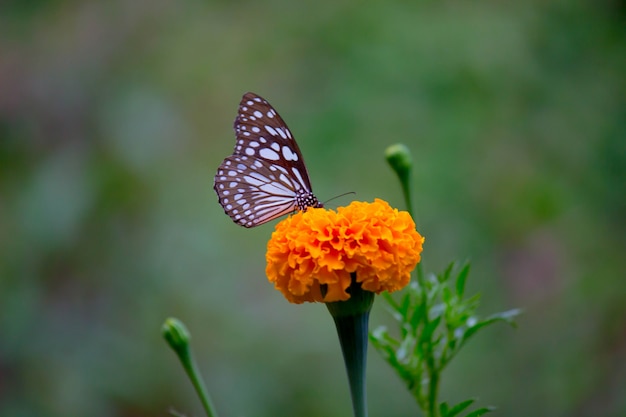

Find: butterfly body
<box><xmin>214</xmin><ymin>92</ymin><xmax>322</xmax><ymax>228</ymax></box>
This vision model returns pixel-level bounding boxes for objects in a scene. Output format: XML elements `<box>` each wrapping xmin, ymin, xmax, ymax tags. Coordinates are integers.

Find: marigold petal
<box><xmin>265</xmin><ymin>199</ymin><xmax>424</xmax><ymax>304</ymax></box>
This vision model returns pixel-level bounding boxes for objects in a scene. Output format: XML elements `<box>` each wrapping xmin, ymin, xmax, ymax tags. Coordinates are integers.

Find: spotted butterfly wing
<box><xmin>214</xmin><ymin>92</ymin><xmax>322</xmax><ymax>227</ymax></box>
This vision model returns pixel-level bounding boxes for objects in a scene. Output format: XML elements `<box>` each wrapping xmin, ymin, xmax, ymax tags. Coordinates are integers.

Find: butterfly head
<box><xmin>296</xmin><ymin>189</ymin><xmax>323</xmax><ymax>211</ymax></box>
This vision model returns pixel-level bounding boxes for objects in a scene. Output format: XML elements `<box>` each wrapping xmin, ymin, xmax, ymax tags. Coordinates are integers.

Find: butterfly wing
<box><xmin>214</xmin><ymin>92</ymin><xmax>317</xmax><ymax>227</ymax></box>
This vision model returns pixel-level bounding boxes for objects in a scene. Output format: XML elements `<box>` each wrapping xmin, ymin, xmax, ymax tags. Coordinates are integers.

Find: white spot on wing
<box><xmin>279</xmin><ymin>173</ymin><xmax>291</xmax><ymax>184</ymax></box>
<box><xmin>259</xmin><ymin>148</ymin><xmax>280</xmax><ymax>160</ymax></box>
<box><xmin>259</xmin><ymin>183</ymin><xmax>294</xmax><ymax>195</ymax></box>
<box><xmin>243</xmin><ymin>176</ymin><xmax>264</xmax><ymax>186</ymax></box>
<box><xmin>275</xmin><ymin>128</ymin><xmax>288</xmax><ymax>139</ymax></box>
<box><xmin>282</xmin><ymin>146</ymin><xmax>298</xmax><ymax>161</ymax></box>
<box><xmin>265</xmin><ymin>126</ymin><xmax>278</xmax><ymax>136</ymax></box>
<box><xmin>291</xmin><ymin>167</ymin><xmax>308</xmax><ymax>189</ymax></box>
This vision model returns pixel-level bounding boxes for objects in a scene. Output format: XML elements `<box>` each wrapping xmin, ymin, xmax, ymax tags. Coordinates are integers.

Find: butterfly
<box><xmin>214</xmin><ymin>92</ymin><xmax>322</xmax><ymax>227</ymax></box>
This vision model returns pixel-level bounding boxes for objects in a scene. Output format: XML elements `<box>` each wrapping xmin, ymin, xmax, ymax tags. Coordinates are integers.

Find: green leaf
<box><xmin>399</xmin><ymin>291</ymin><xmax>412</xmax><ymax>317</ymax></box>
<box><xmin>489</xmin><ymin>308</ymin><xmax>523</xmax><ymax>326</ymax></box>
<box><xmin>409</xmin><ymin>298</ymin><xmax>427</xmax><ymax>330</ymax></box>
<box><xmin>455</xmin><ymin>263</ymin><xmax>470</xmax><ymax>296</ymax></box>
<box><xmin>369</xmin><ymin>326</ymin><xmax>391</xmax><ymax>344</ymax></box>
<box><xmin>463</xmin><ymin>309</ymin><xmax>522</xmax><ymax>343</ymax></box>
<box><xmin>464</xmin><ymin>406</ymin><xmax>496</xmax><ymax>417</ymax></box>
<box><xmin>462</xmin><ymin>320</ymin><xmax>497</xmax><ymax>343</ymax></box>
<box><xmin>442</xmin><ymin>286</ymin><xmax>453</xmax><ymax>304</ymax></box>
<box><xmin>463</xmin><ymin>293</ymin><xmax>482</xmax><ymax>311</ymax></box>
<box><xmin>420</xmin><ymin>315</ymin><xmax>441</xmax><ymax>344</ymax></box>
<box><xmin>447</xmin><ymin>337</ymin><xmax>457</xmax><ymax>352</ymax></box>
<box><xmin>440</xmin><ymin>262</ymin><xmax>455</xmax><ymax>283</ymax></box>
<box><xmin>445</xmin><ymin>399</ymin><xmax>475</xmax><ymax>417</ymax></box>
<box><xmin>372</xmin><ymin>259</ymin><xmax>520</xmax><ymax>417</ymax></box>
<box><xmin>397</xmin><ymin>334</ymin><xmax>417</xmax><ymax>362</ymax></box>
<box><xmin>440</xmin><ymin>402</ymin><xmax>450</xmax><ymax>416</ymax></box>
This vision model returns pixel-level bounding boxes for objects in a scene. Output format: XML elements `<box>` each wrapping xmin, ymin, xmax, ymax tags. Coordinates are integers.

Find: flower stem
<box><xmin>427</xmin><ymin>357</ymin><xmax>440</xmax><ymax>417</ymax></box>
<box><xmin>325</xmin><ymin>276</ymin><xmax>375</xmax><ymax>417</ymax></box>
<box><xmin>180</xmin><ymin>346</ymin><xmax>218</xmax><ymax>417</ymax></box>
<box><xmin>333</xmin><ymin>310</ymin><xmax>370</xmax><ymax>417</ymax></box>
<box><xmin>385</xmin><ymin>143</ymin><xmax>423</xmax><ymax>279</ymax></box>
<box><xmin>385</xmin><ymin>144</ymin><xmax>414</xmax><ymax>218</ymax></box>
<box><xmin>162</xmin><ymin>318</ymin><xmax>219</xmax><ymax>417</ymax></box>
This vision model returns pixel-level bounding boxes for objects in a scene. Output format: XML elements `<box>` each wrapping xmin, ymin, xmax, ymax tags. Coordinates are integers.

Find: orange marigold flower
<box><xmin>265</xmin><ymin>198</ymin><xmax>424</xmax><ymax>304</ymax></box>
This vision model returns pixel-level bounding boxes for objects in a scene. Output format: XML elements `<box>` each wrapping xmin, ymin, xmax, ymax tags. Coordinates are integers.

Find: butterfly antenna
<box><xmin>323</xmin><ymin>192</ymin><xmax>356</xmax><ymax>206</ymax></box>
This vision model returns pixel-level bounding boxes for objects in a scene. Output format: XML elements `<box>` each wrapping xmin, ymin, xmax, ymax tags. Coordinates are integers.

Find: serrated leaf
<box><xmin>464</xmin><ymin>406</ymin><xmax>495</xmax><ymax>417</ymax></box>
<box><xmin>455</xmin><ymin>263</ymin><xmax>470</xmax><ymax>296</ymax></box>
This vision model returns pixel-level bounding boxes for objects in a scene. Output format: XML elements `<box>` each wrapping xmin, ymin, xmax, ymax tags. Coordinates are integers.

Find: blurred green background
<box><xmin>1</xmin><ymin>0</ymin><xmax>625</xmax><ymax>416</ymax></box>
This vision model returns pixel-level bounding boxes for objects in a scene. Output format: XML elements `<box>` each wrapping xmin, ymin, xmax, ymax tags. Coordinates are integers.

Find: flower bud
<box><xmin>162</xmin><ymin>317</ymin><xmax>190</xmax><ymax>354</ymax></box>
<box><xmin>385</xmin><ymin>143</ymin><xmax>412</xmax><ymax>180</ymax></box>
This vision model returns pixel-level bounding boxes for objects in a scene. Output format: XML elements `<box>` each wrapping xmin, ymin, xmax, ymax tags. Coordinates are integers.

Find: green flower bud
<box><xmin>162</xmin><ymin>317</ymin><xmax>190</xmax><ymax>354</ymax></box>
<box><xmin>385</xmin><ymin>143</ymin><xmax>412</xmax><ymax>180</ymax></box>
<box><xmin>385</xmin><ymin>144</ymin><xmax>414</xmax><ymax>217</ymax></box>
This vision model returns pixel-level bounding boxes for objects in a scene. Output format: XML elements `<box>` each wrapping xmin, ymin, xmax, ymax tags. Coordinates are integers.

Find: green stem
<box><xmin>400</xmin><ymin>174</ymin><xmax>414</xmax><ymax>220</ymax></box>
<box><xmin>178</xmin><ymin>346</ymin><xmax>219</xmax><ymax>417</ymax></box>
<box><xmin>162</xmin><ymin>318</ymin><xmax>219</xmax><ymax>417</ymax></box>
<box><xmin>325</xmin><ymin>276</ymin><xmax>375</xmax><ymax>417</ymax></box>
<box><xmin>385</xmin><ymin>144</ymin><xmax>423</xmax><ymax>280</ymax></box>
<box><xmin>427</xmin><ymin>360</ymin><xmax>440</xmax><ymax>417</ymax></box>
<box><xmin>332</xmin><ymin>312</ymin><xmax>370</xmax><ymax>417</ymax></box>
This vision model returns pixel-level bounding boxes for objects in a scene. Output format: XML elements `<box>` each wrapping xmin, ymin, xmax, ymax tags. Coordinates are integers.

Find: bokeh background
<box><xmin>1</xmin><ymin>0</ymin><xmax>625</xmax><ymax>416</ymax></box>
